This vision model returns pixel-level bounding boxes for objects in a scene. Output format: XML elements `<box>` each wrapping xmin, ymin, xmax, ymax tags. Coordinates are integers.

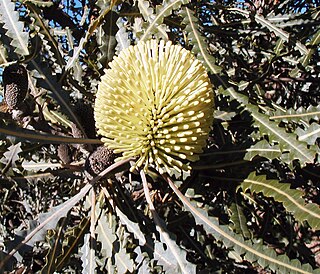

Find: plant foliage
<box><xmin>0</xmin><ymin>0</ymin><xmax>319</xmax><ymax>273</ymax></box>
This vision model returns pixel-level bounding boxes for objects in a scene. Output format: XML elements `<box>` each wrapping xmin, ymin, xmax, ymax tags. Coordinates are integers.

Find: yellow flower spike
<box><xmin>94</xmin><ymin>40</ymin><xmax>214</xmax><ymax>174</ymax></box>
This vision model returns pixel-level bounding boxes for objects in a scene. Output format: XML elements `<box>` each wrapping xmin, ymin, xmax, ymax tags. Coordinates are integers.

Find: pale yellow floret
<box><xmin>94</xmin><ymin>39</ymin><xmax>214</xmax><ymax>174</ymax></box>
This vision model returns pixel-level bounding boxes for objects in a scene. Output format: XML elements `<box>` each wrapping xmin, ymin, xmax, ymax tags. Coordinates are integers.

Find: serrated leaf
<box><xmin>40</xmin><ymin>219</ymin><xmax>66</xmax><ymax>274</ymax></box>
<box><xmin>97</xmin><ymin>11</ymin><xmax>118</xmax><ymax>68</ymax></box>
<box><xmin>115</xmin><ymin>18</ymin><xmax>130</xmax><ymax>53</ymax></box>
<box><xmin>21</xmin><ymin>159</ymin><xmax>59</xmax><ymax>172</ymax></box>
<box><xmin>229</xmin><ymin>201</ymin><xmax>251</xmax><ymax>239</ymax></box>
<box><xmin>153</xmin><ymin>218</ymin><xmax>196</xmax><ymax>274</ymax></box>
<box><xmin>229</xmin><ymin>8</ymin><xmax>308</xmax><ymax>55</ymax></box>
<box><xmin>244</xmin><ymin>140</ymin><xmax>281</xmax><ymax>161</ymax></box>
<box><xmin>140</xmin><ymin>170</ymin><xmax>196</xmax><ymax>274</ymax></box>
<box><xmin>219</xmin><ymin>89</ymin><xmax>317</xmax><ymax>167</ymax></box>
<box><xmin>296</xmin><ymin>123</ymin><xmax>320</xmax><ymax>145</ymax></box>
<box><xmin>81</xmin><ymin>234</ymin><xmax>96</xmax><ymax>274</ymax></box>
<box><xmin>181</xmin><ymin>7</ymin><xmax>222</xmax><ymax>75</ymax></box>
<box><xmin>116</xmin><ymin>208</ymin><xmax>146</xmax><ymax>246</ymax></box>
<box><xmin>56</xmin><ymin>217</ymin><xmax>90</xmax><ymax>271</ymax></box>
<box><xmin>290</xmin><ymin>29</ymin><xmax>320</xmax><ymax>77</ymax></box>
<box><xmin>0</xmin><ymin>0</ymin><xmax>29</xmax><ymax>56</ymax></box>
<box><xmin>166</xmin><ymin>175</ymin><xmax>318</xmax><ymax>274</ymax></box>
<box><xmin>26</xmin><ymin>3</ymin><xmax>65</xmax><ymax>67</ymax></box>
<box><xmin>271</xmin><ymin>105</ymin><xmax>320</xmax><ymax>124</ymax></box>
<box><xmin>115</xmin><ymin>248</ymin><xmax>135</xmax><ymax>274</ymax></box>
<box><xmin>247</xmin><ymin>104</ymin><xmax>317</xmax><ymax>166</ymax></box>
<box><xmin>2</xmin><ymin>184</ymin><xmax>92</xmax><ymax>265</ymax></box>
<box><xmin>0</xmin><ymin>142</ymin><xmax>22</xmax><ymax>166</ymax></box>
<box><xmin>96</xmin><ymin>207</ymin><xmax>116</xmax><ymax>259</ymax></box>
<box><xmin>139</xmin><ymin>0</ymin><xmax>190</xmax><ymax>41</ymax></box>
<box><xmin>241</xmin><ymin>172</ymin><xmax>320</xmax><ymax>230</ymax></box>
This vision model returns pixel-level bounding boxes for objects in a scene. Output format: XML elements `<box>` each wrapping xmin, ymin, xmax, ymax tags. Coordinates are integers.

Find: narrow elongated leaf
<box><xmin>0</xmin><ymin>0</ymin><xmax>29</xmax><ymax>55</ymax></box>
<box><xmin>220</xmin><ymin>89</ymin><xmax>317</xmax><ymax>167</ymax></box>
<box><xmin>96</xmin><ymin>207</ymin><xmax>116</xmax><ymax>260</ymax></box>
<box><xmin>229</xmin><ymin>8</ymin><xmax>308</xmax><ymax>55</ymax></box>
<box><xmin>296</xmin><ymin>123</ymin><xmax>320</xmax><ymax>145</ymax></box>
<box><xmin>140</xmin><ymin>0</ymin><xmax>190</xmax><ymax>41</ymax></box>
<box><xmin>28</xmin><ymin>58</ymin><xmax>84</xmax><ymax>131</ymax></box>
<box><xmin>181</xmin><ymin>8</ymin><xmax>222</xmax><ymax>75</ymax></box>
<box><xmin>241</xmin><ymin>172</ymin><xmax>320</xmax><ymax>230</ymax></box>
<box><xmin>0</xmin><ymin>42</ymin><xmax>8</xmax><ymax>64</ymax></box>
<box><xmin>55</xmin><ymin>218</ymin><xmax>89</xmax><ymax>271</ymax></box>
<box><xmin>81</xmin><ymin>234</ymin><xmax>96</xmax><ymax>274</ymax></box>
<box><xmin>271</xmin><ymin>105</ymin><xmax>320</xmax><ymax>124</ymax></box>
<box><xmin>0</xmin><ymin>183</ymin><xmax>92</xmax><ymax>269</ymax></box>
<box><xmin>41</xmin><ymin>228</ymin><xmax>63</xmax><ymax>274</ymax></box>
<box><xmin>116</xmin><ymin>208</ymin><xmax>146</xmax><ymax>246</ymax></box>
<box><xmin>26</xmin><ymin>3</ymin><xmax>65</xmax><ymax>67</ymax></box>
<box><xmin>21</xmin><ymin>159</ymin><xmax>60</xmax><ymax>172</ymax></box>
<box><xmin>229</xmin><ymin>202</ymin><xmax>251</xmax><ymax>239</ymax></box>
<box><xmin>247</xmin><ymin>104</ymin><xmax>316</xmax><ymax>166</ymax></box>
<box><xmin>165</xmin><ymin>175</ymin><xmax>318</xmax><ymax>274</ymax></box>
<box><xmin>244</xmin><ymin>140</ymin><xmax>281</xmax><ymax>161</ymax></box>
<box><xmin>290</xmin><ymin>29</ymin><xmax>320</xmax><ymax>77</ymax></box>
<box><xmin>97</xmin><ymin>11</ymin><xmax>118</xmax><ymax>68</ymax></box>
<box><xmin>0</xmin><ymin>124</ymin><xmax>102</xmax><ymax>145</ymax></box>
<box><xmin>141</xmin><ymin>170</ymin><xmax>195</xmax><ymax>273</ymax></box>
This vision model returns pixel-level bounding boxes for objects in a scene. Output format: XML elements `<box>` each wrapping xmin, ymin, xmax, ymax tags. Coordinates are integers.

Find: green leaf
<box><xmin>229</xmin><ymin>201</ymin><xmax>251</xmax><ymax>239</ymax></box>
<box><xmin>0</xmin><ymin>142</ymin><xmax>22</xmax><ymax>167</ymax></box>
<box><xmin>296</xmin><ymin>123</ymin><xmax>320</xmax><ymax>145</ymax></box>
<box><xmin>0</xmin><ymin>0</ymin><xmax>29</xmax><ymax>56</ymax></box>
<box><xmin>166</xmin><ymin>175</ymin><xmax>318</xmax><ymax>274</ymax></box>
<box><xmin>56</xmin><ymin>217</ymin><xmax>90</xmax><ymax>271</ymax></box>
<box><xmin>80</xmin><ymin>234</ymin><xmax>96</xmax><ymax>274</ymax></box>
<box><xmin>139</xmin><ymin>0</ymin><xmax>190</xmax><ymax>41</ymax></box>
<box><xmin>229</xmin><ymin>8</ymin><xmax>308</xmax><ymax>55</ymax></box>
<box><xmin>26</xmin><ymin>3</ymin><xmax>65</xmax><ymax>67</ymax></box>
<box><xmin>241</xmin><ymin>172</ymin><xmax>320</xmax><ymax>230</ymax></box>
<box><xmin>271</xmin><ymin>105</ymin><xmax>320</xmax><ymax>124</ymax></box>
<box><xmin>219</xmin><ymin>90</ymin><xmax>317</xmax><ymax>167</ymax></box>
<box><xmin>290</xmin><ymin>29</ymin><xmax>320</xmax><ymax>77</ymax></box>
<box><xmin>0</xmin><ymin>123</ymin><xmax>102</xmax><ymax>145</ymax></box>
<box><xmin>97</xmin><ymin>11</ymin><xmax>118</xmax><ymax>68</ymax></box>
<box><xmin>181</xmin><ymin>7</ymin><xmax>222</xmax><ymax>75</ymax></box>
<box><xmin>96</xmin><ymin>206</ymin><xmax>117</xmax><ymax>261</ymax></box>
<box><xmin>1</xmin><ymin>184</ymin><xmax>92</xmax><ymax>269</ymax></box>
<box><xmin>247</xmin><ymin>104</ymin><xmax>316</xmax><ymax>166</ymax></box>
<box><xmin>244</xmin><ymin>140</ymin><xmax>281</xmax><ymax>161</ymax></box>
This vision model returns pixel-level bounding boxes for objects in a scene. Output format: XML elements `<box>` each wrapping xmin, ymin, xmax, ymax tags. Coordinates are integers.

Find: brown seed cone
<box><xmin>85</xmin><ymin>146</ymin><xmax>115</xmax><ymax>176</ymax></box>
<box><xmin>3</xmin><ymin>64</ymin><xmax>28</xmax><ymax>110</ymax></box>
<box><xmin>57</xmin><ymin>144</ymin><xmax>72</xmax><ymax>164</ymax></box>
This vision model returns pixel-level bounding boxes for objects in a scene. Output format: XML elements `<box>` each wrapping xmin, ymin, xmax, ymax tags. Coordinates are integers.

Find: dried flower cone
<box><xmin>3</xmin><ymin>64</ymin><xmax>28</xmax><ymax>110</ymax></box>
<box><xmin>85</xmin><ymin>146</ymin><xmax>115</xmax><ymax>176</ymax></box>
<box><xmin>95</xmin><ymin>40</ymin><xmax>214</xmax><ymax>174</ymax></box>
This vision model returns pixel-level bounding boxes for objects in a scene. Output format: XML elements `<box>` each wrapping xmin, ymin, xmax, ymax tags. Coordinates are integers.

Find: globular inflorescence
<box><xmin>94</xmin><ymin>40</ymin><xmax>214</xmax><ymax>174</ymax></box>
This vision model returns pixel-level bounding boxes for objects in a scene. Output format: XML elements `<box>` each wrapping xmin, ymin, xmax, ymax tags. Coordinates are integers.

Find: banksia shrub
<box><xmin>94</xmin><ymin>40</ymin><xmax>214</xmax><ymax>174</ymax></box>
<box><xmin>85</xmin><ymin>146</ymin><xmax>115</xmax><ymax>176</ymax></box>
<box><xmin>2</xmin><ymin>64</ymin><xmax>28</xmax><ymax>110</ymax></box>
